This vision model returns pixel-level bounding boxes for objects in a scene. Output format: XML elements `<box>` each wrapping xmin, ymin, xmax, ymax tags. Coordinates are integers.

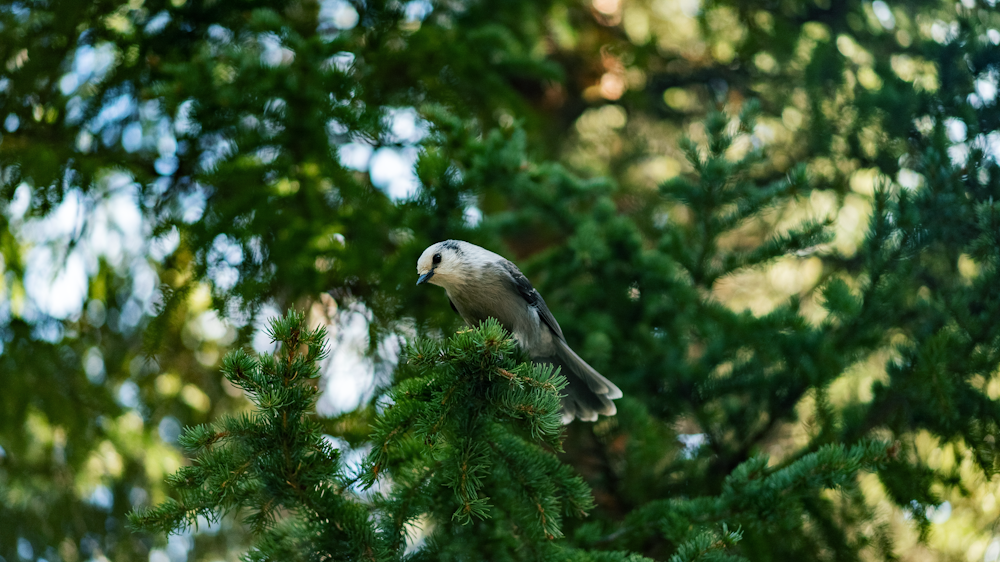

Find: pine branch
<box><xmin>662</xmin><ymin>105</ymin><xmax>820</xmax><ymax>286</ymax></box>
<box><xmin>365</xmin><ymin>319</ymin><xmax>591</xmax><ymax>551</ymax></box>
<box><xmin>668</xmin><ymin>524</ymin><xmax>745</xmax><ymax>562</ymax></box>
<box><xmin>618</xmin><ymin>440</ymin><xmax>891</xmax><ymax>545</ymax></box>
<box><xmin>129</xmin><ymin>311</ymin><xmax>383</xmax><ymax>560</ymax></box>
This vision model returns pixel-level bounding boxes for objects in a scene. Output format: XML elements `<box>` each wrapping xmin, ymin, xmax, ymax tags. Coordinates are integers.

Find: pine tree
<box><xmin>132</xmin><ymin>309</ymin><xmax>892</xmax><ymax>561</ymax></box>
<box><xmin>2</xmin><ymin>0</ymin><xmax>1000</xmax><ymax>560</ymax></box>
<box><xmin>130</xmin><ymin>312</ymin><xmax>384</xmax><ymax>561</ymax></box>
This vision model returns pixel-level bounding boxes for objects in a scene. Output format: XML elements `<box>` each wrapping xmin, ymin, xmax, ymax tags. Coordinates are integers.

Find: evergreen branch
<box><xmin>668</xmin><ymin>524</ymin><xmax>745</xmax><ymax>562</ymax></box>
<box><xmin>448</xmin><ymin>437</ymin><xmax>493</xmax><ymax>524</ymax></box>
<box><xmin>622</xmin><ymin>440</ymin><xmax>891</xmax><ymax>544</ymax></box>
<box><xmin>713</xmin><ymin>219</ymin><xmax>832</xmax><ymax>283</ymax></box>
<box><xmin>495</xmin><ymin>428</ymin><xmax>594</xmax><ymax>521</ymax></box>
<box><xmin>662</xmin><ymin>103</ymin><xmax>813</xmax><ymax>286</ymax></box>
<box><xmin>712</xmin><ymin>171</ymin><xmax>802</xmax><ymax>235</ymax></box>
<box><xmin>129</xmin><ymin>311</ymin><xmax>377</xmax><ymax>559</ymax></box>
<box><xmin>859</xmin><ymin>183</ymin><xmax>901</xmax><ymax>289</ymax></box>
<box><xmin>362</xmin><ymin>320</ymin><xmax>588</xmax><ymax>544</ymax></box>
<box><xmin>380</xmin><ymin>461</ymin><xmax>438</xmax><ymax>553</ymax></box>
<box><xmin>494</xmin><ymin>367</ymin><xmax>560</xmax><ymax>394</ymax></box>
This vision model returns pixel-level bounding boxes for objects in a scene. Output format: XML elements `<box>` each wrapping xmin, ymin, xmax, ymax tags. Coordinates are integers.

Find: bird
<box><xmin>416</xmin><ymin>240</ymin><xmax>622</xmax><ymax>423</ymax></box>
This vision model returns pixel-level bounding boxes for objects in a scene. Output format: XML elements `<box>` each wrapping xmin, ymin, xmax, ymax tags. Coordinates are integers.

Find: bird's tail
<box><xmin>544</xmin><ymin>339</ymin><xmax>622</xmax><ymax>423</ymax></box>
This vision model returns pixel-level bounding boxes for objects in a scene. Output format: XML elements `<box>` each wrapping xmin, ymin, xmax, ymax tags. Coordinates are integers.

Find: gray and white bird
<box><xmin>416</xmin><ymin>240</ymin><xmax>622</xmax><ymax>422</ymax></box>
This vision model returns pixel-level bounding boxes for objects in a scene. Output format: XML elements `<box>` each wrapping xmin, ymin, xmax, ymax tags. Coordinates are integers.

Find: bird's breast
<box><xmin>447</xmin><ymin>288</ymin><xmax>556</xmax><ymax>357</ymax></box>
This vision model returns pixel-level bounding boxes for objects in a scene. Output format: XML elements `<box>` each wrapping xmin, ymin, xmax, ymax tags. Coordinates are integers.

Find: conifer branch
<box><xmin>364</xmin><ymin>319</ymin><xmax>588</xmax><ymax>546</ymax></box>
<box><xmin>129</xmin><ymin>311</ymin><xmax>381</xmax><ymax>559</ymax></box>
<box><xmin>614</xmin><ymin>440</ymin><xmax>890</xmax><ymax>546</ymax></box>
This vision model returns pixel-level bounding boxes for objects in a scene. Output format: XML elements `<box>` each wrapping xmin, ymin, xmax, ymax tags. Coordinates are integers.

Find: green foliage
<box><xmin>133</xmin><ymin>313</ymin><xmax>894</xmax><ymax>561</ymax></box>
<box><xmin>662</xmin><ymin>101</ymin><xmax>824</xmax><ymax>286</ymax></box>
<box><xmin>667</xmin><ymin>525</ymin><xmax>743</xmax><ymax>562</ymax></box>
<box><xmin>128</xmin><ymin>313</ymin><xmax>620</xmax><ymax>560</ymax></box>
<box><xmin>4</xmin><ymin>0</ymin><xmax>1000</xmax><ymax>560</ymax></box>
<box><xmin>129</xmin><ymin>311</ymin><xmax>383</xmax><ymax>560</ymax></box>
<box><xmin>364</xmin><ymin>318</ymin><xmax>589</xmax><ymax>545</ymax></box>
<box><xmin>630</xmin><ymin>440</ymin><xmax>892</xmax><ymax>541</ymax></box>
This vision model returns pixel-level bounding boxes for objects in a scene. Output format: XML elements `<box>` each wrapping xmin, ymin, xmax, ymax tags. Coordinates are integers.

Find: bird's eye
<box><xmin>432</xmin><ymin>253</ymin><xmax>442</xmax><ymax>265</ymax></box>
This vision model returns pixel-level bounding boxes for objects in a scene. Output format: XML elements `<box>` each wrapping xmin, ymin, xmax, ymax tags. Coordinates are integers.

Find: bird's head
<box><xmin>416</xmin><ymin>240</ymin><xmax>479</xmax><ymax>289</ymax></box>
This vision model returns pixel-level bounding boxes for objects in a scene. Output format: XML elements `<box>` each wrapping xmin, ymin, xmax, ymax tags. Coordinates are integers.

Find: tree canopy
<box><xmin>2</xmin><ymin>0</ymin><xmax>1000</xmax><ymax>560</ymax></box>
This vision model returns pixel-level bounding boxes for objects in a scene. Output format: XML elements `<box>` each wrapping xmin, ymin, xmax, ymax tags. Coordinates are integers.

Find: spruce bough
<box><xmin>363</xmin><ymin>317</ymin><xmax>590</xmax><ymax>543</ymax></box>
<box><xmin>129</xmin><ymin>313</ymin><xmax>594</xmax><ymax>557</ymax></box>
<box><xmin>130</xmin><ymin>311</ymin><xmax>892</xmax><ymax>561</ymax></box>
<box><xmin>128</xmin><ymin>311</ymin><xmax>383</xmax><ymax>560</ymax></box>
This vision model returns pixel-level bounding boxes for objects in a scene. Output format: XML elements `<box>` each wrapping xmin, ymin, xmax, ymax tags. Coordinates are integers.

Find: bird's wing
<box><xmin>448</xmin><ymin>297</ymin><xmax>459</xmax><ymax>315</ymax></box>
<box><xmin>498</xmin><ymin>259</ymin><xmax>565</xmax><ymax>341</ymax></box>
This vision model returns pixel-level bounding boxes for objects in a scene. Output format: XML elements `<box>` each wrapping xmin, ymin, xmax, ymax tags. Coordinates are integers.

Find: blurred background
<box><xmin>2</xmin><ymin>0</ymin><xmax>1000</xmax><ymax>560</ymax></box>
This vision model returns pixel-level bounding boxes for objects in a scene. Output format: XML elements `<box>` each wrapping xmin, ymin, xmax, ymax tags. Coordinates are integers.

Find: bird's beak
<box><xmin>416</xmin><ymin>271</ymin><xmax>434</xmax><ymax>285</ymax></box>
